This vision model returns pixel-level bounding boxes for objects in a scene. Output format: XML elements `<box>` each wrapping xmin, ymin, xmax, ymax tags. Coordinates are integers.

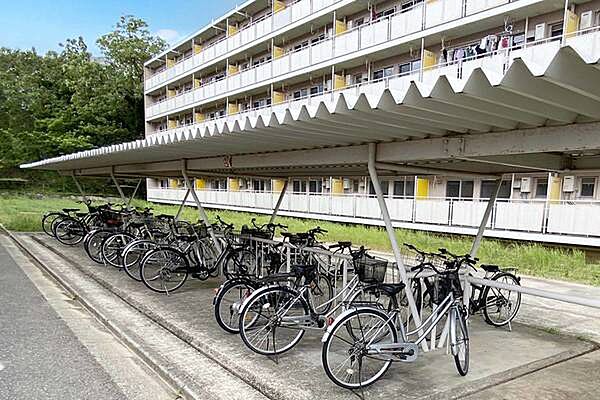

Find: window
<box><xmin>550</xmin><ymin>22</ymin><xmax>563</xmax><ymax>38</ymax></box>
<box><xmin>393</xmin><ymin>178</ymin><xmax>415</xmax><ymax>197</ymax></box>
<box><xmin>292</xmin><ymin>180</ymin><xmax>307</xmax><ymax>193</ymax></box>
<box><xmin>293</xmin><ymin>88</ymin><xmax>308</xmax><ymax>99</ymax></box>
<box><xmin>374</xmin><ymin>8</ymin><xmax>395</xmax><ymax>20</ymax></box>
<box><xmin>399</xmin><ymin>60</ymin><xmax>421</xmax><ymax>74</ymax></box>
<box><xmin>581</xmin><ymin>177</ymin><xmax>596</xmax><ymax>198</ymax></box>
<box><xmin>159</xmin><ymin>179</ymin><xmax>169</xmax><ymax>189</ymax></box>
<box><xmin>310</xmin><ymin>85</ymin><xmax>324</xmax><ymax>95</ymax></box>
<box><xmin>373</xmin><ymin>66</ymin><xmax>394</xmax><ymax>80</ymax></box>
<box><xmin>446</xmin><ymin>180</ymin><xmax>474</xmax><ymax>199</ymax></box>
<box><xmin>535</xmin><ymin>178</ymin><xmax>548</xmax><ymax>198</ymax></box>
<box><xmin>480</xmin><ymin>180</ymin><xmax>511</xmax><ymax>199</ymax></box>
<box><xmin>368</xmin><ymin>180</ymin><xmax>389</xmax><ymax>196</ymax></box>
<box><xmin>308</xmin><ymin>180</ymin><xmax>323</xmax><ymax>193</ymax></box>
<box><xmin>401</xmin><ymin>0</ymin><xmax>423</xmax><ymax>11</ymax></box>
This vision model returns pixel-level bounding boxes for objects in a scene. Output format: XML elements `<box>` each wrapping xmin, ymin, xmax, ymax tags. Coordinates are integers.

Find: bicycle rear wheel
<box><xmin>322</xmin><ymin>307</ymin><xmax>397</xmax><ymax>389</ymax></box>
<box><xmin>140</xmin><ymin>248</ymin><xmax>189</xmax><ymax>294</ymax></box>
<box><xmin>214</xmin><ymin>279</ymin><xmax>259</xmax><ymax>334</ymax></box>
<box><xmin>101</xmin><ymin>233</ymin><xmax>134</xmax><ymax>269</ymax></box>
<box><xmin>42</xmin><ymin>213</ymin><xmax>62</xmax><ymax>237</ymax></box>
<box><xmin>483</xmin><ymin>272</ymin><xmax>522</xmax><ymax>327</ymax></box>
<box><xmin>123</xmin><ymin>240</ymin><xmax>157</xmax><ymax>281</ymax></box>
<box><xmin>84</xmin><ymin>229</ymin><xmax>113</xmax><ymax>264</ymax></box>
<box><xmin>54</xmin><ymin>218</ymin><xmax>86</xmax><ymax>246</ymax></box>
<box><xmin>238</xmin><ymin>286</ymin><xmax>309</xmax><ymax>356</ymax></box>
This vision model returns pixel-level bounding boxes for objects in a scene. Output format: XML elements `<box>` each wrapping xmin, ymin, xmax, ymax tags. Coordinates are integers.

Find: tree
<box><xmin>0</xmin><ymin>15</ymin><xmax>167</xmax><ymax>179</ymax></box>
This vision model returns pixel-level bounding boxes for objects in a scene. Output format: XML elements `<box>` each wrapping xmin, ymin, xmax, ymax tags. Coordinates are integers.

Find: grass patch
<box><xmin>1</xmin><ymin>193</ymin><xmax>599</xmax><ymax>286</ymax></box>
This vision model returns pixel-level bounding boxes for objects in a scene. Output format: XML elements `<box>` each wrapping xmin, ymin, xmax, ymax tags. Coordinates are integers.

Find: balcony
<box><xmin>145</xmin><ymin>0</ymin><xmax>547</xmax><ymax>120</ymax></box>
<box><xmin>146</xmin><ymin>25</ymin><xmax>600</xmax><ymax>135</ymax></box>
<box><xmin>144</xmin><ymin>0</ymin><xmax>338</xmax><ymax>92</ymax></box>
<box><xmin>147</xmin><ymin>187</ymin><xmax>600</xmax><ymax>245</ymax></box>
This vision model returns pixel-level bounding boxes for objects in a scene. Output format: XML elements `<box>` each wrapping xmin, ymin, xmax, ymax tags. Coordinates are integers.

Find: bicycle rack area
<box><xmin>64</xmin><ymin>158</ymin><xmax>600</xmax><ymax>356</ymax></box>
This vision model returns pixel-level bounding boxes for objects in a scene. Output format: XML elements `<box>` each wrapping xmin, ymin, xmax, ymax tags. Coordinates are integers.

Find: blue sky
<box><xmin>0</xmin><ymin>0</ymin><xmax>240</xmax><ymax>55</ymax></box>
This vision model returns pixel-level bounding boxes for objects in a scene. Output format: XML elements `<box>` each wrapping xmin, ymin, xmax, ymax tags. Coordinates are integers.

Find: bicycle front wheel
<box><xmin>140</xmin><ymin>248</ymin><xmax>189</xmax><ymax>294</ymax></box>
<box><xmin>84</xmin><ymin>229</ymin><xmax>113</xmax><ymax>264</ymax></box>
<box><xmin>42</xmin><ymin>213</ymin><xmax>62</xmax><ymax>237</ymax></box>
<box><xmin>238</xmin><ymin>286</ymin><xmax>309</xmax><ymax>356</ymax></box>
<box><xmin>322</xmin><ymin>307</ymin><xmax>397</xmax><ymax>390</ymax></box>
<box><xmin>483</xmin><ymin>272</ymin><xmax>522</xmax><ymax>327</ymax></box>
<box><xmin>214</xmin><ymin>279</ymin><xmax>259</xmax><ymax>334</ymax></box>
<box><xmin>452</xmin><ymin>306</ymin><xmax>469</xmax><ymax>376</ymax></box>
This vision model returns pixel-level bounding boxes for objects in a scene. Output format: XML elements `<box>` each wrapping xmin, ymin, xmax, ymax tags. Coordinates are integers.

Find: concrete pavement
<box><xmin>5</xmin><ymin>231</ymin><xmax>598</xmax><ymax>400</ymax></box>
<box><xmin>0</xmin><ymin>238</ymin><xmax>132</xmax><ymax>399</ymax></box>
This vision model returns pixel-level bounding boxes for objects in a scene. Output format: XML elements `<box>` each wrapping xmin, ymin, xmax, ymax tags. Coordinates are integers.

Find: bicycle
<box><xmin>320</xmin><ymin>250</ymin><xmax>474</xmax><ymax>389</ymax></box>
<box><xmin>468</xmin><ymin>263</ymin><xmax>521</xmax><ymax>327</ymax></box>
<box><xmin>236</xmin><ymin>245</ymin><xmax>402</xmax><ymax>356</ymax></box>
<box><xmin>213</xmin><ymin>226</ymin><xmax>335</xmax><ymax>335</ymax></box>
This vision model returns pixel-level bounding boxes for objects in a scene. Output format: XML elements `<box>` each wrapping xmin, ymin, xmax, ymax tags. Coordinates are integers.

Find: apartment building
<box><xmin>144</xmin><ymin>0</ymin><xmax>600</xmax><ymax>245</ymax></box>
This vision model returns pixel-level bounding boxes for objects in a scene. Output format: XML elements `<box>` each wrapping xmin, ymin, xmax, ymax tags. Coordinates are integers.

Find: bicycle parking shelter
<box><xmin>21</xmin><ymin>50</ymin><xmax>600</xmax><ymax>345</ymax></box>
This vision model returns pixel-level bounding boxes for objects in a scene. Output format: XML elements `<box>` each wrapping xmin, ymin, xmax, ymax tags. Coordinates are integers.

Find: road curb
<box><xmin>0</xmin><ymin>225</ymin><xmax>201</xmax><ymax>400</ymax></box>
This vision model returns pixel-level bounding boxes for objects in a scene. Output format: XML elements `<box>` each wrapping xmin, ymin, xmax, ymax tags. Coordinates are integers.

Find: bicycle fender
<box><xmin>321</xmin><ymin>306</ymin><xmax>376</xmax><ymax>343</ymax></box>
<box><xmin>239</xmin><ymin>284</ymin><xmax>290</xmax><ymax>311</ymax></box>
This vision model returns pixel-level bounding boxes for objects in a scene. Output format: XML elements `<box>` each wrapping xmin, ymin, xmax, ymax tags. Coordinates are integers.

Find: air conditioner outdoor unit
<box><xmin>534</xmin><ymin>23</ymin><xmax>546</xmax><ymax>41</ymax></box>
<box><xmin>343</xmin><ymin>179</ymin><xmax>351</xmax><ymax>189</ymax></box>
<box><xmin>520</xmin><ymin>177</ymin><xmax>532</xmax><ymax>193</ymax></box>
<box><xmin>563</xmin><ymin>176</ymin><xmax>576</xmax><ymax>192</ymax></box>
<box><xmin>580</xmin><ymin>11</ymin><xmax>593</xmax><ymax>29</ymax></box>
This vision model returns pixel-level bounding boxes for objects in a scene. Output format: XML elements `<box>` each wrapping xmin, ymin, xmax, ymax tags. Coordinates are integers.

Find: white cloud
<box><xmin>156</xmin><ymin>29</ymin><xmax>181</xmax><ymax>43</ymax></box>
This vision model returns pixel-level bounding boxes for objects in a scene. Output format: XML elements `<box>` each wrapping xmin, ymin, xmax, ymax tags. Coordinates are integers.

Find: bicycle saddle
<box><xmin>128</xmin><ymin>222</ymin><xmax>146</xmax><ymax>228</ymax></box>
<box><xmin>156</xmin><ymin>214</ymin><xmax>175</xmax><ymax>219</ymax></box>
<box><xmin>480</xmin><ymin>264</ymin><xmax>500</xmax><ymax>273</ymax></box>
<box><xmin>75</xmin><ymin>212</ymin><xmax>87</xmax><ymax>218</ymax></box>
<box><xmin>63</xmin><ymin>208</ymin><xmax>79</xmax><ymax>213</ymax></box>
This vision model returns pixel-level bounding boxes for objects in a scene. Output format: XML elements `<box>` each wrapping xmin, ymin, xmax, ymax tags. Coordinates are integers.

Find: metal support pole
<box><xmin>269</xmin><ymin>179</ymin><xmax>289</xmax><ymax>224</ymax></box>
<box><xmin>470</xmin><ymin>178</ymin><xmax>502</xmax><ymax>258</ymax></box>
<box><xmin>71</xmin><ymin>172</ymin><xmax>88</xmax><ymax>202</ymax></box>
<box><xmin>182</xmin><ymin>169</ymin><xmax>222</xmax><ymax>253</ymax></box>
<box><xmin>127</xmin><ymin>179</ymin><xmax>143</xmax><ymax>209</ymax></box>
<box><xmin>367</xmin><ymin>143</ymin><xmax>427</xmax><ymax>350</ymax></box>
<box><xmin>110</xmin><ymin>171</ymin><xmax>128</xmax><ymax>205</ymax></box>
<box><xmin>175</xmin><ymin>189</ymin><xmax>191</xmax><ymax>221</ymax></box>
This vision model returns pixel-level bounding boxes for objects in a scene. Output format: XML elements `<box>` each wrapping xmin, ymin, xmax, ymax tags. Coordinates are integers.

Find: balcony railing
<box><xmin>147</xmin><ymin>188</ymin><xmax>600</xmax><ymax>239</ymax></box>
<box><xmin>144</xmin><ymin>0</ymin><xmax>338</xmax><ymax>91</ymax></box>
<box><xmin>145</xmin><ymin>26</ymin><xmax>600</xmax><ymax>135</ymax></box>
<box><xmin>145</xmin><ymin>0</ymin><xmax>506</xmax><ymax>118</ymax></box>
<box><xmin>144</xmin><ymin>0</ymin><xmax>526</xmax><ymax>95</ymax></box>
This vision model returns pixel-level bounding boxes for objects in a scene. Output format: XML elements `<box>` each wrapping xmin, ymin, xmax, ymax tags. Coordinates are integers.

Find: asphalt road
<box><xmin>0</xmin><ymin>241</ymin><xmax>128</xmax><ymax>400</ymax></box>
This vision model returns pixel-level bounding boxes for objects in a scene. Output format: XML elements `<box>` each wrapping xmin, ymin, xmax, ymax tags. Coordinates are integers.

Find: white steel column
<box><xmin>270</xmin><ymin>179</ymin><xmax>289</xmax><ymax>224</ymax></box>
<box><xmin>71</xmin><ymin>172</ymin><xmax>88</xmax><ymax>202</ymax></box>
<box><xmin>110</xmin><ymin>171</ymin><xmax>128</xmax><ymax>205</ymax></box>
<box><xmin>175</xmin><ymin>189</ymin><xmax>191</xmax><ymax>221</ymax></box>
<box><xmin>127</xmin><ymin>179</ymin><xmax>143</xmax><ymax>209</ymax></box>
<box><xmin>368</xmin><ymin>143</ymin><xmax>426</xmax><ymax>349</ymax></box>
<box><xmin>182</xmin><ymin>169</ymin><xmax>222</xmax><ymax>253</ymax></box>
<box><xmin>470</xmin><ymin>178</ymin><xmax>502</xmax><ymax>257</ymax></box>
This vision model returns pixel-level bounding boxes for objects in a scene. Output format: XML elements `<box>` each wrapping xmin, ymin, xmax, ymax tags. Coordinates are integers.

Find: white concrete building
<box><xmin>143</xmin><ymin>0</ymin><xmax>600</xmax><ymax>246</ymax></box>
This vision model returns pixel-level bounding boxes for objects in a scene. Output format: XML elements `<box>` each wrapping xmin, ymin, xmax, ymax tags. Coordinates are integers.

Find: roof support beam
<box><xmin>376</xmin><ymin>122</ymin><xmax>600</xmax><ymax>163</ymax></box>
<box><xmin>375</xmin><ymin>162</ymin><xmax>501</xmax><ymax>180</ymax></box>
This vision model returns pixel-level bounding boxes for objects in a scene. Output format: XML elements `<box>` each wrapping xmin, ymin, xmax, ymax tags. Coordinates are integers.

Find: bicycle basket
<box><xmin>353</xmin><ymin>254</ymin><xmax>388</xmax><ymax>284</ymax></box>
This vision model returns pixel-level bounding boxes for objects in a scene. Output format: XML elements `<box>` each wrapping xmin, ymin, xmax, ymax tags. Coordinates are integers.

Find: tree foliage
<box><xmin>0</xmin><ymin>15</ymin><xmax>166</xmax><ymax>173</ymax></box>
